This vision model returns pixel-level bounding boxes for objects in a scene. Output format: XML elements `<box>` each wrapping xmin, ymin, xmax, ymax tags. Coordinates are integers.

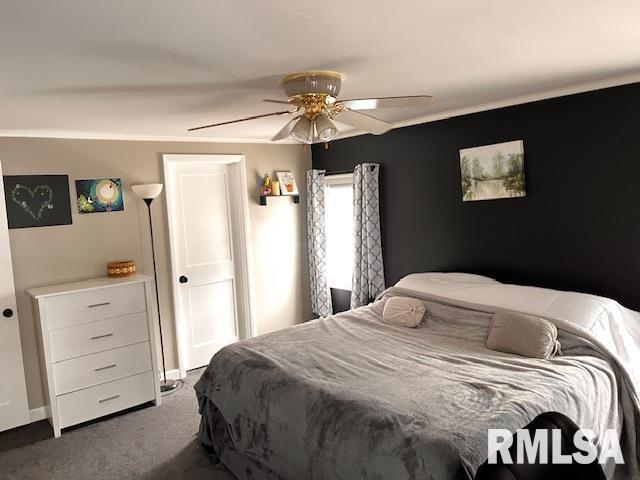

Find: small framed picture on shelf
<box><xmin>276</xmin><ymin>171</ymin><xmax>298</xmax><ymax>195</ymax></box>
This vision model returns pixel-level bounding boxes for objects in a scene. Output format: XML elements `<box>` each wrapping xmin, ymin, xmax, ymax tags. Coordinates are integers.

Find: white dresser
<box><xmin>27</xmin><ymin>275</ymin><xmax>162</xmax><ymax>437</ymax></box>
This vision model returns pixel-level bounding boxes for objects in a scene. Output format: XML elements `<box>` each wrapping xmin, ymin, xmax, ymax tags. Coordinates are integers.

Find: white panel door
<box><xmin>0</xmin><ymin>161</ymin><xmax>30</xmax><ymax>431</ymax></box>
<box><xmin>167</xmin><ymin>161</ymin><xmax>240</xmax><ymax>370</ymax></box>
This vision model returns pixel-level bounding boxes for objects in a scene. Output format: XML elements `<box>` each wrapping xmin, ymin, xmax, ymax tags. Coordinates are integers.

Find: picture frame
<box><xmin>276</xmin><ymin>171</ymin><xmax>299</xmax><ymax>195</ymax></box>
<box><xmin>3</xmin><ymin>175</ymin><xmax>73</xmax><ymax>229</ymax></box>
<box><xmin>459</xmin><ymin>140</ymin><xmax>526</xmax><ymax>201</ymax></box>
<box><xmin>75</xmin><ymin>178</ymin><xmax>124</xmax><ymax>214</ymax></box>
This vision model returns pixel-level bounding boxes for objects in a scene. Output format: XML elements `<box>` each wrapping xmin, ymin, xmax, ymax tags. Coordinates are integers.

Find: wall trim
<box><xmin>27</xmin><ymin>370</ymin><xmax>184</xmax><ymax>423</ymax></box>
<box><xmin>29</xmin><ymin>371</ymin><xmax>185</xmax><ymax>423</ymax></box>
<box><xmin>29</xmin><ymin>405</ymin><xmax>49</xmax><ymax>423</ymax></box>
<box><xmin>1</xmin><ymin>72</ymin><xmax>639</xmax><ymax>145</ymax></box>
<box><xmin>333</xmin><ymin>71</ymin><xmax>640</xmax><ymax>141</ymax></box>
<box><xmin>0</xmin><ymin>130</ymin><xmax>296</xmax><ymax>144</ymax></box>
<box><xmin>164</xmin><ymin>368</ymin><xmax>182</xmax><ymax>381</ymax></box>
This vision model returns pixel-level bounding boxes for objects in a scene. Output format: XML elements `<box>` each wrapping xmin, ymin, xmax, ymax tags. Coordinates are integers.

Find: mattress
<box><xmin>195</xmin><ymin>274</ymin><xmax>640</xmax><ymax>479</ymax></box>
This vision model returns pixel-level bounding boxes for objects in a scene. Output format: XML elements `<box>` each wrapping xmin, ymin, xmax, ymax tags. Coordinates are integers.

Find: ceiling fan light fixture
<box><xmin>315</xmin><ymin>114</ymin><xmax>338</xmax><ymax>142</ymax></box>
<box><xmin>289</xmin><ymin>116</ymin><xmax>314</xmax><ymax>144</ymax></box>
<box><xmin>188</xmin><ymin>71</ymin><xmax>432</xmax><ymax>140</ymax></box>
<box><xmin>282</xmin><ymin>71</ymin><xmax>342</xmax><ymax>98</ymax></box>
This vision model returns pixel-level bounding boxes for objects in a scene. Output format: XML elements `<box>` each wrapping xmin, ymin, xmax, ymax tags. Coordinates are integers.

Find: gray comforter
<box><xmin>195</xmin><ymin>286</ymin><xmax>639</xmax><ymax>479</ymax></box>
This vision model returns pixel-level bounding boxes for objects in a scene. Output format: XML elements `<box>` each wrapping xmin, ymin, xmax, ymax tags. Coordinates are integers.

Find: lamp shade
<box><xmin>132</xmin><ymin>183</ymin><xmax>163</xmax><ymax>200</ymax></box>
<box><xmin>289</xmin><ymin>116</ymin><xmax>314</xmax><ymax>144</ymax></box>
<box><xmin>315</xmin><ymin>114</ymin><xmax>338</xmax><ymax>142</ymax></box>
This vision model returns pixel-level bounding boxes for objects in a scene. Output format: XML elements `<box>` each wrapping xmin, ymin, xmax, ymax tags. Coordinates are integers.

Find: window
<box><xmin>325</xmin><ymin>173</ymin><xmax>353</xmax><ymax>291</ymax></box>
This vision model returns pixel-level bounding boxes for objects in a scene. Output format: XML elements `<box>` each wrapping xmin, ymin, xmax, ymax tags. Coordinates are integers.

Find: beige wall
<box><xmin>0</xmin><ymin>137</ymin><xmax>312</xmax><ymax>409</ymax></box>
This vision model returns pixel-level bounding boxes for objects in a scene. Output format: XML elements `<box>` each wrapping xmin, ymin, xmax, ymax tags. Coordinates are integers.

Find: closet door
<box><xmin>0</xmin><ymin>161</ymin><xmax>30</xmax><ymax>432</ymax></box>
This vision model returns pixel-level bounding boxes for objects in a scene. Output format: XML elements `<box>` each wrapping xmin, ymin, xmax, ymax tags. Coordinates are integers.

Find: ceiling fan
<box><xmin>188</xmin><ymin>71</ymin><xmax>434</xmax><ymax>144</ymax></box>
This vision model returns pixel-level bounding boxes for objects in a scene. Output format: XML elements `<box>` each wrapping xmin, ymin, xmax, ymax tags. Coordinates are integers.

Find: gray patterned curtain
<box><xmin>306</xmin><ymin>169</ymin><xmax>332</xmax><ymax>317</ymax></box>
<box><xmin>351</xmin><ymin>163</ymin><xmax>385</xmax><ymax>309</ymax></box>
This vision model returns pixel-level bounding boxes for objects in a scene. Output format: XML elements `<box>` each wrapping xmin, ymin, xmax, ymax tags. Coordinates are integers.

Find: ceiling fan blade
<box><xmin>338</xmin><ymin>95</ymin><xmax>435</xmax><ymax>110</ymax></box>
<box><xmin>271</xmin><ymin>117</ymin><xmax>301</xmax><ymax>141</ymax></box>
<box><xmin>263</xmin><ymin>99</ymin><xmax>293</xmax><ymax>105</ymax></box>
<box><xmin>333</xmin><ymin>108</ymin><xmax>392</xmax><ymax>135</ymax></box>
<box><xmin>188</xmin><ymin>109</ymin><xmax>296</xmax><ymax>132</ymax></box>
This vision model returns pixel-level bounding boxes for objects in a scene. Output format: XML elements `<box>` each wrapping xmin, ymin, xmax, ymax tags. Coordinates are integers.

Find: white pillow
<box><xmin>383</xmin><ymin>297</ymin><xmax>426</xmax><ymax>328</ymax></box>
<box><xmin>487</xmin><ymin>311</ymin><xmax>562</xmax><ymax>359</ymax></box>
<box><xmin>395</xmin><ymin>272</ymin><xmax>500</xmax><ymax>293</ymax></box>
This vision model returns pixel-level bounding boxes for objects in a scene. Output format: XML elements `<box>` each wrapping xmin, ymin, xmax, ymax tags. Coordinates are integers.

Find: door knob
<box><xmin>3</xmin><ymin>308</ymin><xmax>13</xmax><ymax>318</ymax></box>
<box><xmin>179</xmin><ymin>276</ymin><xmax>189</xmax><ymax>284</ymax></box>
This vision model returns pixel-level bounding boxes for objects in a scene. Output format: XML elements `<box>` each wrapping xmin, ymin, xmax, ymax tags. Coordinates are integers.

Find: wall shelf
<box><xmin>259</xmin><ymin>195</ymin><xmax>300</xmax><ymax>206</ymax></box>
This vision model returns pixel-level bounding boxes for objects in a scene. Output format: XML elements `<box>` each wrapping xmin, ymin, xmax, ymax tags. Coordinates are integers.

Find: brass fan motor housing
<box><xmin>281</xmin><ymin>71</ymin><xmax>342</xmax><ymax>97</ymax></box>
<box><xmin>282</xmin><ymin>71</ymin><xmax>343</xmax><ymax>120</ymax></box>
<box><xmin>289</xmin><ymin>93</ymin><xmax>342</xmax><ymax>120</ymax></box>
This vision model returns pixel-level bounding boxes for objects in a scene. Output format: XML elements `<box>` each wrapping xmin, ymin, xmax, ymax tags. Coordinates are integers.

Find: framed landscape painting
<box><xmin>459</xmin><ymin>140</ymin><xmax>525</xmax><ymax>201</ymax></box>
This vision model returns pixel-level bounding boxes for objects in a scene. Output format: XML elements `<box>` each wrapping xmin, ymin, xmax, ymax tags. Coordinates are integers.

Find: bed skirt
<box><xmin>200</xmin><ymin>399</ymin><xmax>607</xmax><ymax>480</ymax></box>
<box><xmin>198</xmin><ymin>394</ymin><xmax>282</xmax><ymax>480</ymax></box>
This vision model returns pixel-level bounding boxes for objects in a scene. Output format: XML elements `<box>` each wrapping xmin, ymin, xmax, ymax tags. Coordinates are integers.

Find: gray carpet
<box><xmin>0</xmin><ymin>369</ymin><xmax>235</xmax><ymax>480</ymax></box>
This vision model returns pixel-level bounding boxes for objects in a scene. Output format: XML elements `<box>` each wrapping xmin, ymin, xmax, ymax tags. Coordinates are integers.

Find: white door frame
<box><xmin>0</xmin><ymin>161</ymin><xmax>30</xmax><ymax>431</ymax></box>
<box><xmin>163</xmin><ymin>154</ymin><xmax>256</xmax><ymax>378</ymax></box>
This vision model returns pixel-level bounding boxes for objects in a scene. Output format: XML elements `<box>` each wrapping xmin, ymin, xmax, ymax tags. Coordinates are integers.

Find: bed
<box><xmin>195</xmin><ymin>273</ymin><xmax>640</xmax><ymax>479</ymax></box>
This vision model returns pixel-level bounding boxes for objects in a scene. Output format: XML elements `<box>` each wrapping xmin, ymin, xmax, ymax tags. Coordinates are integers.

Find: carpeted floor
<box><xmin>0</xmin><ymin>369</ymin><xmax>235</xmax><ymax>480</ymax></box>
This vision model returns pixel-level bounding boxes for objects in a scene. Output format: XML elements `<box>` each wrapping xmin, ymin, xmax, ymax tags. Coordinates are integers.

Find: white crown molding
<box><xmin>1</xmin><ymin>72</ymin><xmax>639</xmax><ymax>145</ymax></box>
<box><xmin>333</xmin><ymin>72</ymin><xmax>640</xmax><ymax>142</ymax></box>
<box><xmin>0</xmin><ymin>129</ymin><xmax>297</xmax><ymax>144</ymax></box>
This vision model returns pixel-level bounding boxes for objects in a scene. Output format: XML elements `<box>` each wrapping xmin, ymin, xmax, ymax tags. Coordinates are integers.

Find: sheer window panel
<box><xmin>325</xmin><ymin>174</ymin><xmax>354</xmax><ymax>291</ymax></box>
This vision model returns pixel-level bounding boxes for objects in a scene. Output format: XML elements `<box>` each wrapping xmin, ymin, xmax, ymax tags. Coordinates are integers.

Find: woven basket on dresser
<box><xmin>107</xmin><ymin>260</ymin><xmax>136</xmax><ymax>278</ymax></box>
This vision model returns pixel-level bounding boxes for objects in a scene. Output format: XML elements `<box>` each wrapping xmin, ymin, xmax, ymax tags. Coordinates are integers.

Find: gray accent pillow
<box><xmin>487</xmin><ymin>311</ymin><xmax>562</xmax><ymax>359</ymax></box>
<box><xmin>382</xmin><ymin>297</ymin><xmax>426</xmax><ymax>328</ymax></box>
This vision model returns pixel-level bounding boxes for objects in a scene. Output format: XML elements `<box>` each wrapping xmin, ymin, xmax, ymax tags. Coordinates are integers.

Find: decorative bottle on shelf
<box><xmin>261</xmin><ymin>174</ymin><xmax>272</xmax><ymax>196</ymax></box>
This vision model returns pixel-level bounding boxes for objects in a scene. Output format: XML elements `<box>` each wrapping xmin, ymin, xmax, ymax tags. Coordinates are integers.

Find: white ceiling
<box><xmin>1</xmin><ymin>0</ymin><xmax>640</xmax><ymax>142</ymax></box>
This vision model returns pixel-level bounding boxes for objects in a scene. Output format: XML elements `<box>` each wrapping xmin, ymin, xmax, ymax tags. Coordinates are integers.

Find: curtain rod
<box><xmin>326</xmin><ymin>169</ymin><xmax>354</xmax><ymax>176</ymax></box>
<box><xmin>325</xmin><ymin>164</ymin><xmax>377</xmax><ymax>175</ymax></box>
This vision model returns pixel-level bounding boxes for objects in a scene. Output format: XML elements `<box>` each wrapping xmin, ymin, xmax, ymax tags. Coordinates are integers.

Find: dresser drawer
<box><xmin>49</xmin><ymin>312</ymin><xmax>149</xmax><ymax>362</ymax></box>
<box><xmin>45</xmin><ymin>283</ymin><xmax>147</xmax><ymax>330</ymax></box>
<box><xmin>53</xmin><ymin>342</ymin><xmax>152</xmax><ymax>395</ymax></box>
<box><xmin>57</xmin><ymin>371</ymin><xmax>155</xmax><ymax>429</ymax></box>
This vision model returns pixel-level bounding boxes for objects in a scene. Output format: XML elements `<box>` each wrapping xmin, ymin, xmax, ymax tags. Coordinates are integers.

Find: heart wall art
<box><xmin>75</xmin><ymin>178</ymin><xmax>124</xmax><ymax>214</ymax></box>
<box><xmin>3</xmin><ymin>175</ymin><xmax>73</xmax><ymax>229</ymax></box>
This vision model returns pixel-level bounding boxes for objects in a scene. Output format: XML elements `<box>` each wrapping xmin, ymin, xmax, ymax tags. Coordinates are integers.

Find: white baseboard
<box><xmin>29</xmin><ymin>370</ymin><xmax>184</xmax><ymax>424</ymax></box>
<box><xmin>161</xmin><ymin>369</ymin><xmax>183</xmax><ymax>381</ymax></box>
<box><xmin>29</xmin><ymin>405</ymin><xmax>49</xmax><ymax>423</ymax></box>
<box><xmin>29</xmin><ymin>368</ymin><xmax>182</xmax><ymax>423</ymax></box>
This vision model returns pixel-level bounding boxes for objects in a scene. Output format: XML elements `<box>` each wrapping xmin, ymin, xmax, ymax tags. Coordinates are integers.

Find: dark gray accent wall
<box><xmin>312</xmin><ymin>83</ymin><xmax>640</xmax><ymax>310</ymax></box>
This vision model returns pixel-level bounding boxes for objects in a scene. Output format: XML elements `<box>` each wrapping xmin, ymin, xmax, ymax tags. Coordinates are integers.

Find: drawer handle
<box><xmin>88</xmin><ymin>302</ymin><xmax>111</xmax><ymax>308</ymax></box>
<box><xmin>90</xmin><ymin>333</ymin><xmax>114</xmax><ymax>340</ymax></box>
<box><xmin>94</xmin><ymin>364</ymin><xmax>117</xmax><ymax>372</ymax></box>
<box><xmin>98</xmin><ymin>394</ymin><xmax>120</xmax><ymax>404</ymax></box>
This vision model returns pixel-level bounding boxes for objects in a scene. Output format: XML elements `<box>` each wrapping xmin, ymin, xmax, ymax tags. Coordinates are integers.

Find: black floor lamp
<box><xmin>132</xmin><ymin>183</ymin><xmax>181</xmax><ymax>394</ymax></box>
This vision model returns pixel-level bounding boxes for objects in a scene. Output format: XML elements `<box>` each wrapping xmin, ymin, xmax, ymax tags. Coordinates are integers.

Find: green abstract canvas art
<box><xmin>76</xmin><ymin>178</ymin><xmax>124</xmax><ymax>214</ymax></box>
